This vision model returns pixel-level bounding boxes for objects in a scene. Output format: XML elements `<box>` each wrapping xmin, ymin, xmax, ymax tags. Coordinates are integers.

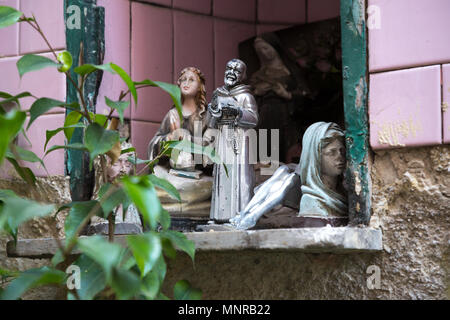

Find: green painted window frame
<box><xmin>340</xmin><ymin>0</ymin><xmax>371</xmax><ymax>225</ymax></box>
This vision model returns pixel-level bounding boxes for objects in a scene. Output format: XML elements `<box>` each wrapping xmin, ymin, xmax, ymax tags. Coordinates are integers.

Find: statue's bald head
<box><xmin>224</xmin><ymin>59</ymin><xmax>247</xmax><ymax>88</ymax></box>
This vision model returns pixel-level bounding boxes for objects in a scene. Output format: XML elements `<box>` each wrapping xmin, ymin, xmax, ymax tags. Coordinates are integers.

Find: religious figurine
<box><xmin>247</xmin><ymin>34</ymin><xmax>310</xmax><ymax>163</ymax></box>
<box><xmin>147</xmin><ymin>67</ymin><xmax>212</xmax><ymax>172</ymax></box>
<box><xmin>147</xmin><ymin>67</ymin><xmax>215</xmax><ymax>219</ymax></box>
<box><xmin>230</xmin><ymin>122</ymin><xmax>347</xmax><ymax>230</ymax></box>
<box><xmin>298</xmin><ymin>122</ymin><xmax>347</xmax><ymax>217</ymax></box>
<box><xmin>88</xmin><ymin>142</ymin><xmax>143</xmax><ymax>235</ymax></box>
<box><xmin>250</xmin><ymin>36</ymin><xmax>293</xmax><ymax>100</ymax></box>
<box><xmin>229</xmin><ymin>163</ymin><xmax>300</xmax><ymax>230</ymax></box>
<box><xmin>208</xmin><ymin>59</ymin><xmax>259</xmax><ymax>222</ymax></box>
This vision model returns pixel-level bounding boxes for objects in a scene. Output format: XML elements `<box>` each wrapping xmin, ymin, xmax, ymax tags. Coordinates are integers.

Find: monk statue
<box><xmin>208</xmin><ymin>59</ymin><xmax>259</xmax><ymax>223</ymax></box>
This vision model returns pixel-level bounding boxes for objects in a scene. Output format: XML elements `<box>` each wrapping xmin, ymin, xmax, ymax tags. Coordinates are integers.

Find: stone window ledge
<box><xmin>7</xmin><ymin>227</ymin><xmax>382</xmax><ymax>259</ymax></box>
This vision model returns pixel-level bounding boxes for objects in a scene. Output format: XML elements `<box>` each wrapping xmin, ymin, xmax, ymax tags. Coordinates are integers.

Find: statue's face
<box><xmin>224</xmin><ymin>60</ymin><xmax>245</xmax><ymax>88</ymax></box>
<box><xmin>321</xmin><ymin>138</ymin><xmax>346</xmax><ymax>178</ymax></box>
<box><xmin>254</xmin><ymin>41</ymin><xmax>277</xmax><ymax>61</ymax></box>
<box><xmin>179</xmin><ymin>70</ymin><xmax>200</xmax><ymax>98</ymax></box>
<box><xmin>107</xmin><ymin>154</ymin><xmax>132</xmax><ymax>181</ymax></box>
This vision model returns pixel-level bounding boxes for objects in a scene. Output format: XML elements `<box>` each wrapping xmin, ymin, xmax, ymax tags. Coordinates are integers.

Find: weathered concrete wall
<box><xmin>0</xmin><ymin>177</ymin><xmax>69</xmax><ymax>300</ymax></box>
<box><xmin>163</xmin><ymin>146</ymin><xmax>449</xmax><ymax>300</ymax></box>
<box><xmin>1</xmin><ymin>146</ymin><xmax>449</xmax><ymax>299</ymax></box>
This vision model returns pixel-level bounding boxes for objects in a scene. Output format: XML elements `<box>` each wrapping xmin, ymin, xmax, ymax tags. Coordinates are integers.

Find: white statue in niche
<box><xmin>230</xmin><ymin>122</ymin><xmax>347</xmax><ymax>230</ymax></box>
<box><xmin>298</xmin><ymin>122</ymin><xmax>348</xmax><ymax>217</ymax></box>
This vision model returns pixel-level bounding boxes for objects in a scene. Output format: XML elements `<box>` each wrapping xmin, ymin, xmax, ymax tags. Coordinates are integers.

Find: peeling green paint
<box><xmin>340</xmin><ymin>0</ymin><xmax>371</xmax><ymax>225</ymax></box>
<box><xmin>64</xmin><ymin>0</ymin><xmax>105</xmax><ymax>201</ymax></box>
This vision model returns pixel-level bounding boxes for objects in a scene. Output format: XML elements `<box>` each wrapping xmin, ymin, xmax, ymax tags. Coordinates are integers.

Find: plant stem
<box><xmin>24</xmin><ymin>16</ymin><xmax>91</xmax><ymax>124</ymax></box>
<box><xmin>99</xmin><ymin>155</ymin><xmax>115</xmax><ymax>242</ymax></box>
<box><xmin>62</xmin><ymin>186</ymin><xmax>116</xmax><ymax>257</ymax></box>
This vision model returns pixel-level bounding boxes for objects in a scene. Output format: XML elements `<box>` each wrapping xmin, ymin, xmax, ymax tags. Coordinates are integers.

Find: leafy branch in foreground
<box><xmin>0</xmin><ymin>5</ymin><xmax>214</xmax><ymax>300</ymax></box>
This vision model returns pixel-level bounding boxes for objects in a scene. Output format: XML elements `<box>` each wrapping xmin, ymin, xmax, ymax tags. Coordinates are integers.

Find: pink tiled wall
<box><xmin>96</xmin><ymin>0</ymin><xmax>131</xmax><ymax>119</ymax></box>
<box><xmin>307</xmin><ymin>0</ymin><xmax>340</xmax><ymax>23</ymax></box>
<box><xmin>128</xmin><ymin>0</ymin><xmax>314</xmax><ymax>161</ymax></box>
<box><xmin>0</xmin><ymin>1</ymin><xmax>66</xmax><ymax>177</ymax></box>
<box><xmin>1</xmin><ymin>0</ymin><xmax>340</xmax><ymax>175</ymax></box>
<box><xmin>368</xmin><ymin>0</ymin><xmax>450</xmax><ymax>73</ymax></box>
<box><xmin>19</xmin><ymin>0</ymin><xmax>65</xmax><ymax>54</ymax></box>
<box><xmin>368</xmin><ymin>0</ymin><xmax>449</xmax><ymax>150</ymax></box>
<box><xmin>0</xmin><ymin>0</ymin><xmax>19</xmax><ymax>57</ymax></box>
<box><xmin>213</xmin><ymin>19</ymin><xmax>256</xmax><ymax>88</ymax></box>
<box><xmin>442</xmin><ymin>64</ymin><xmax>450</xmax><ymax>144</ymax></box>
<box><xmin>369</xmin><ymin>66</ymin><xmax>442</xmax><ymax>150</ymax></box>
<box><xmin>173</xmin><ymin>11</ymin><xmax>214</xmax><ymax>98</ymax></box>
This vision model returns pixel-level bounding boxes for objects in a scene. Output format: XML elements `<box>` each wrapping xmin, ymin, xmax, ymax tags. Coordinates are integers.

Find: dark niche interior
<box><xmin>239</xmin><ymin>18</ymin><xmax>344</xmax><ymax>165</ymax></box>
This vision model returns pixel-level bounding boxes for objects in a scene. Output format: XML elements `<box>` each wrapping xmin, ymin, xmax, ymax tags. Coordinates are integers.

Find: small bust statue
<box><xmin>297</xmin><ymin>122</ymin><xmax>348</xmax><ymax>217</ymax></box>
<box><xmin>147</xmin><ymin>67</ymin><xmax>211</xmax><ymax>171</ymax></box>
<box><xmin>89</xmin><ymin>142</ymin><xmax>142</xmax><ymax>235</ymax></box>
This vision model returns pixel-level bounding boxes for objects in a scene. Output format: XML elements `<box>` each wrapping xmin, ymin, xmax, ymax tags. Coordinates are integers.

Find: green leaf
<box><xmin>161</xmin><ymin>237</ymin><xmax>176</xmax><ymax>260</ymax></box>
<box><xmin>0</xmin><ymin>91</ymin><xmax>32</xmax><ymax>109</ymax></box>
<box><xmin>110</xmin><ymin>267</ymin><xmax>141</xmax><ymax>300</ymax></box>
<box><xmin>159</xmin><ymin>208</ymin><xmax>171</xmax><ymax>231</ymax></box>
<box><xmin>16</xmin><ymin>54</ymin><xmax>59</xmax><ymax>78</ymax></box>
<box><xmin>6</xmin><ymin>145</ymin><xmax>44</xmax><ymax>166</ymax></box>
<box><xmin>121</xmin><ymin>147</ymin><xmax>135</xmax><ymax>155</ymax></box>
<box><xmin>64</xmin><ymin>201</ymin><xmax>101</xmax><ymax>244</ymax></box>
<box><xmin>57</xmin><ymin>51</ymin><xmax>73</xmax><ymax>72</ymax></box>
<box><xmin>111</xmin><ymin>63</ymin><xmax>137</xmax><ymax>105</ymax></box>
<box><xmin>0</xmin><ymin>6</ymin><xmax>23</xmax><ymax>29</ymax></box>
<box><xmin>126</xmin><ymin>232</ymin><xmax>162</xmax><ymax>278</ymax></box>
<box><xmin>148</xmin><ymin>174</ymin><xmax>180</xmax><ymax>201</ymax></box>
<box><xmin>166</xmin><ymin>139</ymin><xmax>228</xmax><ymax>176</ymax></box>
<box><xmin>72</xmin><ymin>254</ymin><xmax>106</xmax><ymax>300</ymax></box>
<box><xmin>0</xmin><ymin>267</ymin><xmax>66</xmax><ymax>300</ymax></box>
<box><xmin>156</xmin><ymin>292</ymin><xmax>170</xmax><ymax>300</ymax></box>
<box><xmin>45</xmin><ymin>123</ymin><xmax>85</xmax><ymax>151</ymax></box>
<box><xmin>6</xmin><ymin>157</ymin><xmax>36</xmax><ymax>186</ymax></box>
<box><xmin>160</xmin><ymin>230</ymin><xmax>195</xmax><ymax>262</ymax></box>
<box><xmin>73</xmin><ymin>63</ymin><xmax>115</xmax><ymax>77</ymax></box>
<box><xmin>0</xmin><ymin>191</ymin><xmax>55</xmax><ymax>241</ymax></box>
<box><xmin>44</xmin><ymin>143</ymin><xmax>87</xmax><ymax>157</ymax></box>
<box><xmin>0</xmin><ymin>267</ymin><xmax>19</xmax><ymax>277</ymax></box>
<box><xmin>121</xmin><ymin>176</ymin><xmax>162</xmax><ymax>230</ymax></box>
<box><xmin>0</xmin><ymin>110</ymin><xmax>26</xmax><ymax>165</ymax></box>
<box><xmin>134</xmin><ymin>79</ymin><xmax>182</xmax><ymax>121</ymax></box>
<box><xmin>97</xmin><ymin>183</ymin><xmax>129</xmax><ymax>218</ymax></box>
<box><xmin>95</xmin><ymin>114</ymin><xmax>108</xmax><ymax>127</ymax></box>
<box><xmin>64</xmin><ymin>111</ymin><xmax>83</xmax><ymax>142</ymax></box>
<box><xmin>127</xmin><ymin>156</ymin><xmax>152</xmax><ymax>165</ymax></box>
<box><xmin>85</xmin><ymin>123</ymin><xmax>120</xmax><ymax>166</ymax></box>
<box><xmin>28</xmin><ymin>98</ymin><xmax>78</xmax><ymax>129</ymax></box>
<box><xmin>174</xmin><ymin>280</ymin><xmax>202</xmax><ymax>300</ymax></box>
<box><xmin>51</xmin><ymin>249</ymin><xmax>64</xmax><ymax>267</ymax></box>
<box><xmin>141</xmin><ymin>269</ymin><xmax>160</xmax><ymax>300</ymax></box>
<box><xmin>76</xmin><ymin>236</ymin><xmax>124</xmax><ymax>281</ymax></box>
<box><xmin>105</xmin><ymin>96</ymin><xmax>129</xmax><ymax>125</ymax></box>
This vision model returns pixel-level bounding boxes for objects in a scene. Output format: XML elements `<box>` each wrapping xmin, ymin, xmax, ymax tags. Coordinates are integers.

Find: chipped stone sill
<box><xmin>7</xmin><ymin>227</ymin><xmax>382</xmax><ymax>259</ymax></box>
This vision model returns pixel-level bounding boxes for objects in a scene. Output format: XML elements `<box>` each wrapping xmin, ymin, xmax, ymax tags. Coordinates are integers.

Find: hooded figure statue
<box><xmin>297</xmin><ymin>122</ymin><xmax>348</xmax><ymax>217</ymax></box>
